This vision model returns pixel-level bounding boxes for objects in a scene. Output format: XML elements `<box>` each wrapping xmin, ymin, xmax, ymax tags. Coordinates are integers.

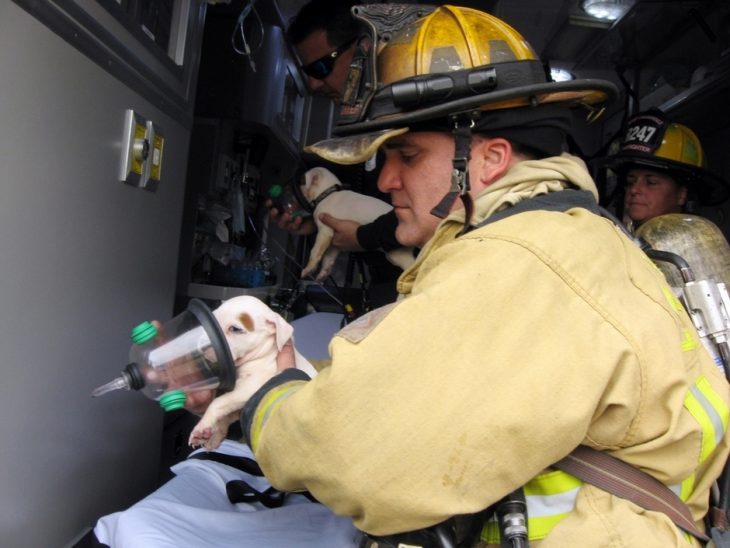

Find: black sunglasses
<box><xmin>301</xmin><ymin>37</ymin><xmax>356</xmax><ymax>80</ymax></box>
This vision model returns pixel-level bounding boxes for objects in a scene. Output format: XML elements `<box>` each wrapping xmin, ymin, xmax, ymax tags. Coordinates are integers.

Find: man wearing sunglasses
<box><xmin>298</xmin><ymin>33</ymin><xmax>357</xmax><ymax>102</ymax></box>
<box><xmin>269</xmin><ymin>0</ymin><xmax>403</xmax><ymax>308</ymax></box>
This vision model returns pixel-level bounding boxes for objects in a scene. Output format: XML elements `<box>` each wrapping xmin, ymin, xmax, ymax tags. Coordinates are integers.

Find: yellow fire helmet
<box><xmin>305</xmin><ymin>4</ymin><xmax>617</xmax><ymax>165</ymax></box>
<box><xmin>599</xmin><ymin>108</ymin><xmax>730</xmax><ymax>205</ymax></box>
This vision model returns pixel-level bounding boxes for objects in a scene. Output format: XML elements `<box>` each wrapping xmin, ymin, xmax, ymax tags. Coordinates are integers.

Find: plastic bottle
<box><xmin>92</xmin><ymin>299</ymin><xmax>235</xmax><ymax>411</ymax></box>
<box><xmin>268</xmin><ymin>184</ymin><xmax>311</xmax><ymax>219</ymax></box>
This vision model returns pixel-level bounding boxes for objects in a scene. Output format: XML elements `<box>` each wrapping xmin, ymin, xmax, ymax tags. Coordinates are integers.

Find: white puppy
<box><xmin>299</xmin><ymin>166</ymin><xmax>415</xmax><ymax>281</ymax></box>
<box><xmin>188</xmin><ymin>296</ymin><xmax>316</xmax><ymax>450</ymax></box>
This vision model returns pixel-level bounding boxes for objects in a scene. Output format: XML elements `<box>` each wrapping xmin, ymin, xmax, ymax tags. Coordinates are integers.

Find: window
<box><xmin>99</xmin><ymin>0</ymin><xmax>192</xmax><ymax>65</ymax></box>
<box><xmin>14</xmin><ymin>0</ymin><xmax>205</xmax><ymax>121</ymax></box>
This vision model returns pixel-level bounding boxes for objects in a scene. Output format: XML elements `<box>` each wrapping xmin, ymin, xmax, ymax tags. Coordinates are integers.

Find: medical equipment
<box><xmin>92</xmin><ymin>298</ymin><xmax>236</xmax><ymax>411</ymax></box>
<box><xmin>267</xmin><ymin>183</ymin><xmax>312</xmax><ymax>220</ymax></box>
<box><xmin>636</xmin><ymin>214</ymin><xmax>730</xmax><ymax>378</ymax></box>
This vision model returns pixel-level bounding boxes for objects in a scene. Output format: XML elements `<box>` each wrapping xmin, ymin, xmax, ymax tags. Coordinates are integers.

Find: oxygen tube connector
<box><xmin>91</xmin><ymin>375</ymin><xmax>130</xmax><ymax>398</ymax></box>
<box><xmin>497</xmin><ymin>488</ymin><xmax>529</xmax><ymax>548</ymax></box>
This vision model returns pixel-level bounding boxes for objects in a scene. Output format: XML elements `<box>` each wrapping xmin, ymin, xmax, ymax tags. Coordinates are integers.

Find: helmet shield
<box><xmin>337</xmin><ymin>4</ymin><xmax>438</xmax><ymax>126</ymax></box>
<box><xmin>304</xmin><ymin>128</ymin><xmax>409</xmax><ymax>165</ymax></box>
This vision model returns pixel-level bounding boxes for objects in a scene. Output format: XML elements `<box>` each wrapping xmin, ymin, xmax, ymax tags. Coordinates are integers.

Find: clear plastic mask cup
<box><xmin>92</xmin><ymin>299</ymin><xmax>235</xmax><ymax>411</ymax></box>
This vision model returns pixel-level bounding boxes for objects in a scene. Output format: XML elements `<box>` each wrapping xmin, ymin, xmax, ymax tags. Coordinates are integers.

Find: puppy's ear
<box><xmin>238</xmin><ymin>312</ymin><xmax>254</xmax><ymax>332</ymax></box>
<box><xmin>264</xmin><ymin>314</ymin><xmax>294</xmax><ymax>351</ymax></box>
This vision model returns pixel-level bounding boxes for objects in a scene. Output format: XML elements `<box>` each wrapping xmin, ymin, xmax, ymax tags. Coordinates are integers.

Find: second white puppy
<box><xmin>188</xmin><ymin>295</ymin><xmax>316</xmax><ymax>450</ymax></box>
<box><xmin>300</xmin><ymin>166</ymin><xmax>415</xmax><ymax>281</ymax></box>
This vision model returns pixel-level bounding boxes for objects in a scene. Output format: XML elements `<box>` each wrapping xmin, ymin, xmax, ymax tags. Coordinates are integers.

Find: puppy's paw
<box><xmin>314</xmin><ymin>262</ymin><xmax>335</xmax><ymax>281</ymax></box>
<box><xmin>301</xmin><ymin>265</ymin><xmax>318</xmax><ymax>279</ymax></box>
<box><xmin>189</xmin><ymin>424</ymin><xmax>225</xmax><ymax>450</ymax></box>
<box><xmin>188</xmin><ymin>425</ymin><xmax>212</xmax><ymax>449</ymax></box>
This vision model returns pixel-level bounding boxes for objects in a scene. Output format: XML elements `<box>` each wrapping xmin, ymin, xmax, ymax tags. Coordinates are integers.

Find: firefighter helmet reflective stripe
<box><xmin>304</xmin><ymin>4</ymin><xmax>617</xmax><ymax>164</ymax></box>
<box><xmin>597</xmin><ymin>108</ymin><xmax>730</xmax><ymax>205</ymax></box>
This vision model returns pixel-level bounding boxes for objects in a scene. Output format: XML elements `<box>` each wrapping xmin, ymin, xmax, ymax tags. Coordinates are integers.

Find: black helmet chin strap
<box><xmin>430</xmin><ymin>112</ymin><xmax>478</xmax><ymax>236</ymax></box>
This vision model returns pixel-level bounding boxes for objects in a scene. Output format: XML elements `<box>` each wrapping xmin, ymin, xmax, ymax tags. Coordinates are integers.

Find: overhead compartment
<box><xmin>194</xmin><ymin>7</ymin><xmax>309</xmax><ymax>185</ymax></box>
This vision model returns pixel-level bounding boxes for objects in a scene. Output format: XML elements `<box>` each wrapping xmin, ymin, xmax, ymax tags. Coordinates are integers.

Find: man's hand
<box><xmin>266</xmin><ymin>199</ymin><xmax>317</xmax><ymax>236</ymax></box>
<box><xmin>276</xmin><ymin>339</ymin><xmax>296</xmax><ymax>373</ymax></box>
<box><xmin>184</xmin><ymin>389</ymin><xmax>216</xmax><ymax>416</ymax></box>
<box><xmin>148</xmin><ymin>319</ymin><xmax>216</xmax><ymax>416</ymax></box>
<box><xmin>319</xmin><ymin>213</ymin><xmax>364</xmax><ymax>252</ymax></box>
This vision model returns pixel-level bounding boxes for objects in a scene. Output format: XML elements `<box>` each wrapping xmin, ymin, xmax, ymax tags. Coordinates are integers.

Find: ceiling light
<box><xmin>580</xmin><ymin>0</ymin><xmax>634</xmax><ymax>21</ymax></box>
<box><xmin>550</xmin><ymin>68</ymin><xmax>575</xmax><ymax>82</ymax></box>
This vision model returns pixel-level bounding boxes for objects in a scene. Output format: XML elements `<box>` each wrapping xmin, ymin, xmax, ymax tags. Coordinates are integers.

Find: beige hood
<box><xmin>398</xmin><ymin>154</ymin><xmax>599</xmax><ymax>292</ymax></box>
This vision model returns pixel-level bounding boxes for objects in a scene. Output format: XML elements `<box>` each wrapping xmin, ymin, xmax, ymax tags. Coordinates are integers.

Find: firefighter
<box><xmin>598</xmin><ymin>108</ymin><xmax>730</xmax><ymax>232</ymax></box>
<box><xmin>236</xmin><ymin>5</ymin><xmax>730</xmax><ymax>546</ymax></box>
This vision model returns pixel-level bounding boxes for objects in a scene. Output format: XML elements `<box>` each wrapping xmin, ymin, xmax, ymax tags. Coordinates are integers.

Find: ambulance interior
<box><xmin>2</xmin><ymin>0</ymin><xmax>730</xmax><ymax>546</ymax></box>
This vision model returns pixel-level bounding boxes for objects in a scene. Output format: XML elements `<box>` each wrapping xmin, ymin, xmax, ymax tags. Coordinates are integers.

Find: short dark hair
<box><xmin>509</xmin><ymin>141</ymin><xmax>548</xmax><ymax>160</ymax></box>
<box><xmin>286</xmin><ymin>0</ymin><xmax>363</xmax><ymax>47</ymax></box>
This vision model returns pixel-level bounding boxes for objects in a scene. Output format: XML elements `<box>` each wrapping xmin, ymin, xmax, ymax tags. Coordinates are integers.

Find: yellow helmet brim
<box><xmin>303</xmin><ymin>127</ymin><xmax>409</xmax><ymax>165</ymax></box>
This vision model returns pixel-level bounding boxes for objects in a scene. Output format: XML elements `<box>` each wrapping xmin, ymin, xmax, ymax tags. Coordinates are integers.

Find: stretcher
<box><xmin>94</xmin><ymin>440</ymin><xmax>359</xmax><ymax>547</ymax></box>
<box><xmin>94</xmin><ymin>312</ymin><xmax>350</xmax><ymax>547</ymax></box>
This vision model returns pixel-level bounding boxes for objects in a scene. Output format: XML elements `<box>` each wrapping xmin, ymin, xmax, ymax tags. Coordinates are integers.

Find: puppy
<box><xmin>299</xmin><ymin>166</ymin><xmax>415</xmax><ymax>281</ymax></box>
<box><xmin>188</xmin><ymin>296</ymin><xmax>317</xmax><ymax>450</ymax></box>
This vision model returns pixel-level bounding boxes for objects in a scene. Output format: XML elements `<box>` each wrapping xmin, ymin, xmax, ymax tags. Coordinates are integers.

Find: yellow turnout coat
<box><xmin>244</xmin><ymin>154</ymin><xmax>730</xmax><ymax>547</ymax></box>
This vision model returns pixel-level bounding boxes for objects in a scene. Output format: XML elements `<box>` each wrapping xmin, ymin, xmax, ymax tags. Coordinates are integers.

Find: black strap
<box><xmin>473</xmin><ymin>188</ymin><xmax>601</xmax><ymax>230</ymax></box>
<box><xmin>188</xmin><ymin>451</ymin><xmax>263</xmax><ymax>476</ymax></box>
<box><xmin>309</xmin><ymin>184</ymin><xmax>343</xmax><ymax>209</ymax></box>
<box><xmin>431</xmin><ymin>119</ymin><xmax>473</xmax><ymax>221</ymax></box>
<box><xmin>188</xmin><ymin>451</ymin><xmax>319</xmax><ymax>506</ymax></box>
<box><xmin>226</xmin><ymin>479</ymin><xmax>288</xmax><ymax>508</ymax></box>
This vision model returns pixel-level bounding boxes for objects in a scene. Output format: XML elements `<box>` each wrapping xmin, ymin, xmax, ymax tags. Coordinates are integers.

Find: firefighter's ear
<box><xmin>678</xmin><ymin>185</ymin><xmax>688</xmax><ymax>207</ymax></box>
<box><xmin>472</xmin><ymin>137</ymin><xmax>512</xmax><ymax>190</ymax></box>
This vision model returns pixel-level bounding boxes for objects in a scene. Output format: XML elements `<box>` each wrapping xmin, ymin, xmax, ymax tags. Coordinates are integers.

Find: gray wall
<box><xmin>0</xmin><ymin>2</ymin><xmax>201</xmax><ymax>545</ymax></box>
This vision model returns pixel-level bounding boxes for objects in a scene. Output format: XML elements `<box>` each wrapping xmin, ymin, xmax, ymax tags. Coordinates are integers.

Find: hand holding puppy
<box><xmin>318</xmin><ymin>213</ymin><xmax>364</xmax><ymax>252</ymax></box>
<box><xmin>266</xmin><ymin>198</ymin><xmax>317</xmax><ymax>236</ymax></box>
<box><xmin>276</xmin><ymin>339</ymin><xmax>297</xmax><ymax>373</ymax></box>
<box><xmin>300</xmin><ymin>167</ymin><xmax>415</xmax><ymax>281</ymax></box>
<box><xmin>187</xmin><ymin>296</ymin><xmax>316</xmax><ymax>450</ymax></box>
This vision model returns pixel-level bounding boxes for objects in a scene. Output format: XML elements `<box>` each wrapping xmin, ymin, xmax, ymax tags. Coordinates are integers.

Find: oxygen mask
<box><xmin>92</xmin><ymin>299</ymin><xmax>235</xmax><ymax>411</ymax></box>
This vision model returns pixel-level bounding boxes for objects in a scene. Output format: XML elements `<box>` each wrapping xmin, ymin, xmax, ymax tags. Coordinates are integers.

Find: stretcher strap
<box><xmin>553</xmin><ymin>445</ymin><xmax>709</xmax><ymax>542</ymax></box>
<box><xmin>189</xmin><ymin>451</ymin><xmax>263</xmax><ymax>476</ymax></box>
<box><xmin>188</xmin><ymin>450</ymin><xmax>319</xmax><ymax>505</ymax></box>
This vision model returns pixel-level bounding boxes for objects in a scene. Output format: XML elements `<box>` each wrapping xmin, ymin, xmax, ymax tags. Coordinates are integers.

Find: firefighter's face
<box><xmin>377</xmin><ymin>132</ymin><xmax>454</xmax><ymax>248</ymax></box>
<box><xmin>295</xmin><ymin>29</ymin><xmax>355</xmax><ymax>103</ymax></box>
<box><xmin>378</xmin><ymin>132</ymin><xmax>509</xmax><ymax>248</ymax></box>
<box><xmin>624</xmin><ymin>168</ymin><xmax>687</xmax><ymax>225</ymax></box>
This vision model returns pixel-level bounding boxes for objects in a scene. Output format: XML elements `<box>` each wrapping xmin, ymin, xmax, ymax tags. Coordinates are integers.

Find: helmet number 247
<box><xmin>625</xmin><ymin>125</ymin><xmax>657</xmax><ymax>144</ymax></box>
